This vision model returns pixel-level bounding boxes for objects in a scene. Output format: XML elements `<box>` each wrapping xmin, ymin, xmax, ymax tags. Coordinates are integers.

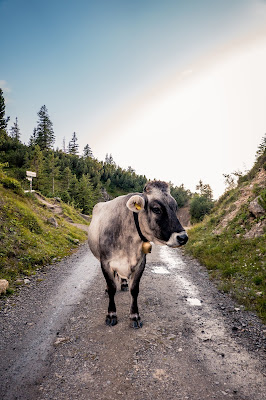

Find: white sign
<box><xmin>26</xmin><ymin>171</ymin><xmax>36</xmax><ymax>177</ymax></box>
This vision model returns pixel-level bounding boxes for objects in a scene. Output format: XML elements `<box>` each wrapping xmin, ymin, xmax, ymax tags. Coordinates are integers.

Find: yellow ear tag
<box><xmin>135</xmin><ymin>203</ymin><xmax>142</xmax><ymax>211</ymax></box>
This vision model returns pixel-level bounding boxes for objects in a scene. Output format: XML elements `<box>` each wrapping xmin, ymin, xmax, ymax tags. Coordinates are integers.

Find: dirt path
<box><xmin>0</xmin><ymin>245</ymin><xmax>265</xmax><ymax>400</ymax></box>
<box><xmin>34</xmin><ymin>193</ymin><xmax>89</xmax><ymax>233</ymax></box>
<box><xmin>34</xmin><ymin>193</ymin><xmax>64</xmax><ymax>215</ymax></box>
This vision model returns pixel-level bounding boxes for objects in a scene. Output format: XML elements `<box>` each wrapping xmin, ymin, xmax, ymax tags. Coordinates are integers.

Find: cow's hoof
<box><xmin>105</xmin><ymin>314</ymin><xmax>117</xmax><ymax>326</ymax></box>
<box><xmin>131</xmin><ymin>315</ymin><xmax>143</xmax><ymax>329</ymax></box>
<box><xmin>132</xmin><ymin>319</ymin><xmax>143</xmax><ymax>329</ymax></box>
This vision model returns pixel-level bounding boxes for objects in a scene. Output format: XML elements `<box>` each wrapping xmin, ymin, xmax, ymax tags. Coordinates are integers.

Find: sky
<box><xmin>1</xmin><ymin>0</ymin><xmax>266</xmax><ymax>199</ymax></box>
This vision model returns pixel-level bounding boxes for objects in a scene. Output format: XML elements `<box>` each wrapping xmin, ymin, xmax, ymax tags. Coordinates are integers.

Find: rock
<box><xmin>54</xmin><ymin>337</ymin><xmax>70</xmax><ymax>345</ymax></box>
<box><xmin>167</xmin><ymin>334</ymin><xmax>177</xmax><ymax>340</ymax></box>
<box><xmin>249</xmin><ymin>197</ymin><xmax>265</xmax><ymax>218</ymax></box>
<box><xmin>244</xmin><ymin>220</ymin><xmax>266</xmax><ymax>239</ymax></box>
<box><xmin>47</xmin><ymin>217</ymin><xmax>58</xmax><ymax>228</ymax></box>
<box><xmin>24</xmin><ymin>278</ymin><xmax>30</xmax><ymax>284</ymax></box>
<box><xmin>0</xmin><ymin>279</ymin><xmax>9</xmax><ymax>294</ymax></box>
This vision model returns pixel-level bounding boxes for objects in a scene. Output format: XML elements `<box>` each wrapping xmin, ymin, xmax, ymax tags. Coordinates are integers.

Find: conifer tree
<box><xmin>256</xmin><ymin>133</ymin><xmax>266</xmax><ymax>158</ymax></box>
<box><xmin>29</xmin><ymin>145</ymin><xmax>44</xmax><ymax>190</ymax></box>
<box><xmin>29</xmin><ymin>128</ymin><xmax>37</xmax><ymax>146</ymax></box>
<box><xmin>45</xmin><ymin>152</ymin><xmax>60</xmax><ymax>195</ymax></box>
<box><xmin>83</xmin><ymin>144</ymin><xmax>93</xmax><ymax>158</ymax></box>
<box><xmin>35</xmin><ymin>105</ymin><xmax>55</xmax><ymax>150</ymax></box>
<box><xmin>10</xmin><ymin>117</ymin><xmax>21</xmax><ymax>141</ymax></box>
<box><xmin>62</xmin><ymin>137</ymin><xmax>66</xmax><ymax>153</ymax></box>
<box><xmin>62</xmin><ymin>166</ymin><xmax>72</xmax><ymax>190</ymax></box>
<box><xmin>77</xmin><ymin>174</ymin><xmax>95</xmax><ymax>214</ymax></box>
<box><xmin>0</xmin><ymin>88</ymin><xmax>9</xmax><ymax>130</ymax></box>
<box><xmin>105</xmin><ymin>153</ymin><xmax>115</xmax><ymax>165</ymax></box>
<box><xmin>68</xmin><ymin>132</ymin><xmax>79</xmax><ymax>155</ymax></box>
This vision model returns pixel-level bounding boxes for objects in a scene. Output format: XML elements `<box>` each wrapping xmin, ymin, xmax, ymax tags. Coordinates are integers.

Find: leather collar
<box><xmin>133</xmin><ymin>212</ymin><xmax>148</xmax><ymax>243</ymax></box>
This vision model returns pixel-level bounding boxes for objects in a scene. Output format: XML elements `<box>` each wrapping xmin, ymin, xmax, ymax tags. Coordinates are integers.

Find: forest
<box><xmin>0</xmin><ymin>88</ymin><xmax>213</xmax><ymax>218</ymax></box>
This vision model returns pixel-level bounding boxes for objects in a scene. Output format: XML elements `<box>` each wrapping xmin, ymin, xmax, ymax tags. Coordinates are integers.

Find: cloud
<box><xmin>0</xmin><ymin>80</ymin><xmax>11</xmax><ymax>93</ymax></box>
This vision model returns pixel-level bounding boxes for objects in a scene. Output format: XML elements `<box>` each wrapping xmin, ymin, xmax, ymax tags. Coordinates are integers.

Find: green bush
<box><xmin>190</xmin><ymin>195</ymin><xmax>214</xmax><ymax>223</ymax></box>
<box><xmin>0</xmin><ymin>175</ymin><xmax>24</xmax><ymax>195</ymax></box>
<box><xmin>258</xmin><ymin>189</ymin><xmax>266</xmax><ymax>211</ymax></box>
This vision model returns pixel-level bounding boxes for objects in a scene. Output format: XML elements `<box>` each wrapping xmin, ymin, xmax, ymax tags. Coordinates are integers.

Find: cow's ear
<box><xmin>126</xmin><ymin>195</ymin><xmax>145</xmax><ymax>213</ymax></box>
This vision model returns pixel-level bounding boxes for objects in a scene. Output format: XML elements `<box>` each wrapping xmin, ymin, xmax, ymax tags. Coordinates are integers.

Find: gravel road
<box><xmin>0</xmin><ymin>244</ymin><xmax>265</xmax><ymax>400</ymax></box>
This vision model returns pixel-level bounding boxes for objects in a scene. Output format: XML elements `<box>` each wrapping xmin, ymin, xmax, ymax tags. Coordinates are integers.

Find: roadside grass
<box><xmin>185</xmin><ymin>219</ymin><xmax>266</xmax><ymax>322</ymax></box>
<box><xmin>0</xmin><ymin>184</ymin><xmax>88</xmax><ymax>288</ymax></box>
<box><xmin>60</xmin><ymin>202</ymin><xmax>90</xmax><ymax>224</ymax></box>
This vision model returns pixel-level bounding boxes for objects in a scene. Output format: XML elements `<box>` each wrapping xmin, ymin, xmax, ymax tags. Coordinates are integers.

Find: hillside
<box><xmin>185</xmin><ymin>151</ymin><xmax>266</xmax><ymax>322</ymax></box>
<box><xmin>0</xmin><ymin>172</ymin><xmax>89</xmax><ymax>291</ymax></box>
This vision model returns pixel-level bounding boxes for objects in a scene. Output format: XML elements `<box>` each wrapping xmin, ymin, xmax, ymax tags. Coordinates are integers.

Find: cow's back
<box><xmin>88</xmin><ymin>196</ymin><xmax>128</xmax><ymax>260</ymax></box>
<box><xmin>87</xmin><ymin>202</ymin><xmax>104</xmax><ymax>260</ymax></box>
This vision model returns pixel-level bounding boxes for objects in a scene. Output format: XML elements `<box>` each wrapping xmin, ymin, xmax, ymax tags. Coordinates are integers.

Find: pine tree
<box><xmin>83</xmin><ymin>144</ymin><xmax>93</xmax><ymax>158</ymax></box>
<box><xmin>35</xmin><ymin>105</ymin><xmax>55</xmax><ymax>150</ymax></box>
<box><xmin>29</xmin><ymin>128</ymin><xmax>37</xmax><ymax>146</ymax></box>
<box><xmin>68</xmin><ymin>132</ymin><xmax>79</xmax><ymax>155</ymax></box>
<box><xmin>10</xmin><ymin>117</ymin><xmax>21</xmax><ymax>141</ymax></box>
<box><xmin>62</xmin><ymin>166</ymin><xmax>72</xmax><ymax>190</ymax></box>
<box><xmin>28</xmin><ymin>145</ymin><xmax>44</xmax><ymax>191</ymax></box>
<box><xmin>0</xmin><ymin>88</ymin><xmax>10</xmax><ymax>131</ymax></box>
<box><xmin>45</xmin><ymin>152</ymin><xmax>60</xmax><ymax>195</ymax></box>
<box><xmin>62</xmin><ymin>137</ymin><xmax>66</xmax><ymax>153</ymax></box>
<box><xmin>105</xmin><ymin>153</ymin><xmax>115</xmax><ymax>165</ymax></box>
<box><xmin>77</xmin><ymin>174</ymin><xmax>95</xmax><ymax>214</ymax></box>
<box><xmin>256</xmin><ymin>133</ymin><xmax>266</xmax><ymax>159</ymax></box>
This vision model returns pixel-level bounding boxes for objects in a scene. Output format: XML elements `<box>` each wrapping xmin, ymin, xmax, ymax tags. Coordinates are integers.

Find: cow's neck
<box><xmin>133</xmin><ymin>212</ymin><xmax>152</xmax><ymax>254</ymax></box>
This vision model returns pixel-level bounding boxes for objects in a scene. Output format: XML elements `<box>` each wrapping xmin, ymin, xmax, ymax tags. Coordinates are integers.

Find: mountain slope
<box><xmin>185</xmin><ymin>156</ymin><xmax>265</xmax><ymax>321</ymax></box>
<box><xmin>0</xmin><ymin>173</ymin><xmax>88</xmax><ymax>289</ymax></box>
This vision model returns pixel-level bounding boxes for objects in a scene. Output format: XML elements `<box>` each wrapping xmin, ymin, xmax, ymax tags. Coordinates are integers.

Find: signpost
<box><xmin>26</xmin><ymin>171</ymin><xmax>36</xmax><ymax>192</ymax></box>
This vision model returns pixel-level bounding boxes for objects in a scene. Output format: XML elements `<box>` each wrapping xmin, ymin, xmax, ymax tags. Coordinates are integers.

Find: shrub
<box><xmin>258</xmin><ymin>189</ymin><xmax>266</xmax><ymax>211</ymax></box>
<box><xmin>190</xmin><ymin>195</ymin><xmax>214</xmax><ymax>223</ymax></box>
<box><xmin>0</xmin><ymin>175</ymin><xmax>24</xmax><ymax>195</ymax></box>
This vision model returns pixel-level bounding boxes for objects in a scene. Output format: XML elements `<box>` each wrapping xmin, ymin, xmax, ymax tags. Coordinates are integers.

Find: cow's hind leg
<box><xmin>101</xmin><ymin>262</ymin><xmax>117</xmax><ymax>326</ymax></box>
<box><xmin>121</xmin><ymin>278</ymin><xmax>128</xmax><ymax>291</ymax></box>
<box><xmin>129</xmin><ymin>256</ymin><xmax>146</xmax><ymax>329</ymax></box>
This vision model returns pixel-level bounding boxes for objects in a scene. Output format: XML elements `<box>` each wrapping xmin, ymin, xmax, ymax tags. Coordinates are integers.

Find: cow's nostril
<box><xmin>177</xmin><ymin>232</ymin><xmax>188</xmax><ymax>245</ymax></box>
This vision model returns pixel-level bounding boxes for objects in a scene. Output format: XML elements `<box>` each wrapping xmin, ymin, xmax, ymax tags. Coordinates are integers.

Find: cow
<box><xmin>88</xmin><ymin>180</ymin><xmax>188</xmax><ymax>328</ymax></box>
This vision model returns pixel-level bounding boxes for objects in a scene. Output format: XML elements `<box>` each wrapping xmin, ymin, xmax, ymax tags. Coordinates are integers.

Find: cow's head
<box><xmin>126</xmin><ymin>181</ymin><xmax>188</xmax><ymax>247</ymax></box>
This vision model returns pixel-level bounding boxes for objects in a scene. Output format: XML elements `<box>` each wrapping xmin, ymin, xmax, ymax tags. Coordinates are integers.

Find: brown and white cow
<box><xmin>88</xmin><ymin>181</ymin><xmax>188</xmax><ymax>328</ymax></box>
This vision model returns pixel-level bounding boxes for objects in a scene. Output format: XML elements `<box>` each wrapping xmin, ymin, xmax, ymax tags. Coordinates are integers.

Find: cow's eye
<box><xmin>151</xmin><ymin>207</ymin><xmax>161</xmax><ymax>215</ymax></box>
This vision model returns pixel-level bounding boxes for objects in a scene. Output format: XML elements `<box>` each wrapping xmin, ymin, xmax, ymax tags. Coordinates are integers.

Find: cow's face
<box><xmin>126</xmin><ymin>181</ymin><xmax>188</xmax><ymax>247</ymax></box>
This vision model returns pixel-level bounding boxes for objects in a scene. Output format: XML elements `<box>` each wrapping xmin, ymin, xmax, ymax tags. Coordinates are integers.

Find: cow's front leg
<box><xmin>129</xmin><ymin>256</ymin><xmax>146</xmax><ymax>329</ymax></box>
<box><xmin>101</xmin><ymin>262</ymin><xmax>117</xmax><ymax>326</ymax></box>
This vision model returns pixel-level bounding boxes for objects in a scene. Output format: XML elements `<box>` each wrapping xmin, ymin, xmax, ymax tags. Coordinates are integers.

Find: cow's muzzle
<box><xmin>165</xmin><ymin>231</ymin><xmax>188</xmax><ymax>247</ymax></box>
<box><xmin>176</xmin><ymin>231</ymin><xmax>188</xmax><ymax>246</ymax></box>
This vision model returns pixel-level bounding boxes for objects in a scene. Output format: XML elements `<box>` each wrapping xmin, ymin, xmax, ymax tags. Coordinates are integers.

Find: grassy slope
<box><xmin>185</xmin><ymin>168</ymin><xmax>266</xmax><ymax>322</ymax></box>
<box><xmin>0</xmin><ymin>184</ymin><xmax>88</xmax><ymax>289</ymax></box>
